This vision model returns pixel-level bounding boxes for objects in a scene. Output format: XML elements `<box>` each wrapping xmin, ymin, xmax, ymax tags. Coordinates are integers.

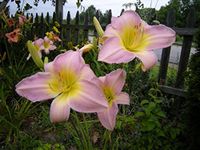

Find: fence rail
<box><xmin>26</xmin><ymin>8</ymin><xmax>197</xmax><ymax>97</ymax></box>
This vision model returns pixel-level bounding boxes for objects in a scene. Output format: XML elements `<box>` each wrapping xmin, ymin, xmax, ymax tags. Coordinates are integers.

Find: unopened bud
<box><xmin>44</xmin><ymin>56</ymin><xmax>49</xmax><ymax>64</ymax></box>
<box><xmin>27</xmin><ymin>41</ymin><xmax>44</xmax><ymax>69</ymax></box>
<box><xmin>93</xmin><ymin>17</ymin><xmax>104</xmax><ymax>37</ymax></box>
<box><xmin>79</xmin><ymin>43</ymin><xmax>94</xmax><ymax>54</ymax></box>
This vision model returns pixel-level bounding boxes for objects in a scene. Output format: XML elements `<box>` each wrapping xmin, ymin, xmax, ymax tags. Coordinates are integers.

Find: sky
<box><xmin>8</xmin><ymin>0</ymin><xmax>170</xmax><ymax>18</ymax></box>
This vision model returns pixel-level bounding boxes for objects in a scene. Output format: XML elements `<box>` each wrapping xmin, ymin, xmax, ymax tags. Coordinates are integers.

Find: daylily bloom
<box><xmin>40</xmin><ymin>37</ymin><xmax>57</xmax><ymax>54</ymax></box>
<box><xmin>5</xmin><ymin>28</ymin><xmax>21</xmax><ymax>43</ymax></box>
<box><xmin>16</xmin><ymin>50</ymin><xmax>108</xmax><ymax>123</ymax></box>
<box><xmin>96</xmin><ymin>69</ymin><xmax>130</xmax><ymax>131</ymax></box>
<box><xmin>18</xmin><ymin>15</ymin><xmax>27</xmax><ymax>26</ymax></box>
<box><xmin>7</xmin><ymin>18</ymin><xmax>15</xmax><ymax>27</ymax></box>
<box><xmin>46</xmin><ymin>31</ymin><xmax>61</xmax><ymax>42</ymax></box>
<box><xmin>98</xmin><ymin>10</ymin><xmax>176</xmax><ymax>71</ymax></box>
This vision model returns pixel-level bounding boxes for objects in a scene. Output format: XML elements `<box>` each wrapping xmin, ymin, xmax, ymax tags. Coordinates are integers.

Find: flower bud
<box><xmin>79</xmin><ymin>43</ymin><xmax>94</xmax><ymax>54</ymax></box>
<box><xmin>93</xmin><ymin>17</ymin><xmax>104</xmax><ymax>37</ymax></box>
<box><xmin>27</xmin><ymin>41</ymin><xmax>44</xmax><ymax>69</ymax></box>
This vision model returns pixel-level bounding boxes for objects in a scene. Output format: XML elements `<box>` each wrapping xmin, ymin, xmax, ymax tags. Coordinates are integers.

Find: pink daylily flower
<box><xmin>5</xmin><ymin>28</ymin><xmax>21</xmax><ymax>43</ymax></box>
<box><xmin>98</xmin><ymin>10</ymin><xmax>176</xmax><ymax>71</ymax></box>
<box><xmin>16</xmin><ymin>50</ymin><xmax>108</xmax><ymax>123</ymax></box>
<box><xmin>18</xmin><ymin>15</ymin><xmax>27</xmax><ymax>26</ymax></box>
<box><xmin>96</xmin><ymin>69</ymin><xmax>130</xmax><ymax>131</ymax></box>
<box><xmin>40</xmin><ymin>37</ymin><xmax>57</xmax><ymax>54</ymax></box>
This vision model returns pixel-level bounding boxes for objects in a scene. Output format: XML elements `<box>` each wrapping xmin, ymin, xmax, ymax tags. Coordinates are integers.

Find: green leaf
<box><xmin>141</xmin><ymin>120</ymin><xmax>156</xmax><ymax>131</ymax></box>
<box><xmin>140</xmin><ymin>100</ymin><xmax>149</xmax><ymax>106</ymax></box>
<box><xmin>157</xmin><ymin>111</ymin><xmax>166</xmax><ymax>118</ymax></box>
<box><xmin>145</xmin><ymin>102</ymin><xmax>156</xmax><ymax>116</ymax></box>
<box><xmin>134</xmin><ymin>111</ymin><xmax>145</xmax><ymax>117</ymax></box>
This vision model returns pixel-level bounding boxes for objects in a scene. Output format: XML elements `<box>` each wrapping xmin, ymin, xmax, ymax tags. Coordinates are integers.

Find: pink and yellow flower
<box><xmin>16</xmin><ymin>50</ymin><xmax>108</xmax><ymax>123</ymax></box>
<box><xmin>40</xmin><ymin>37</ymin><xmax>57</xmax><ymax>54</ymax></box>
<box><xmin>98</xmin><ymin>10</ymin><xmax>176</xmax><ymax>71</ymax></box>
<box><xmin>96</xmin><ymin>69</ymin><xmax>130</xmax><ymax>130</ymax></box>
<box><xmin>5</xmin><ymin>28</ymin><xmax>21</xmax><ymax>43</ymax></box>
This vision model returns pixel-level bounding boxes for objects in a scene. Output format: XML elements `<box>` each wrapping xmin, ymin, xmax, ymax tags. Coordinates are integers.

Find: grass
<box><xmin>149</xmin><ymin>64</ymin><xmax>177</xmax><ymax>86</ymax></box>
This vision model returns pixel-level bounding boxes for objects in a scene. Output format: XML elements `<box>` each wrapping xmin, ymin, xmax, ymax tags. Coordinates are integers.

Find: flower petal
<box><xmin>111</xmin><ymin>10</ymin><xmax>141</xmax><ymax>31</ymax></box>
<box><xmin>53</xmin><ymin>50</ymin><xmax>85</xmax><ymax>73</ymax></box>
<box><xmin>97</xmin><ymin>103</ymin><xmax>118</xmax><ymax>131</ymax></box>
<box><xmin>134</xmin><ymin>50</ymin><xmax>157</xmax><ymax>71</ymax></box>
<box><xmin>104</xmin><ymin>69</ymin><xmax>126</xmax><ymax>94</ymax></box>
<box><xmin>98</xmin><ymin>37</ymin><xmax>135</xmax><ymax>64</ymax></box>
<box><xmin>15</xmin><ymin>72</ymin><xmax>57</xmax><ymax>102</ymax></box>
<box><xmin>44</xmin><ymin>61</ymin><xmax>54</xmax><ymax>72</ymax></box>
<box><xmin>50</xmin><ymin>94</ymin><xmax>70</xmax><ymax>123</ymax></box>
<box><xmin>115</xmin><ymin>92</ymin><xmax>130</xmax><ymax>105</ymax></box>
<box><xmin>79</xmin><ymin>65</ymin><xmax>96</xmax><ymax>80</ymax></box>
<box><xmin>103</xmin><ymin>24</ymin><xmax>119</xmax><ymax>39</ymax></box>
<box><xmin>68</xmin><ymin>80</ymin><xmax>108</xmax><ymax>113</ymax></box>
<box><xmin>144</xmin><ymin>24</ymin><xmax>176</xmax><ymax>50</ymax></box>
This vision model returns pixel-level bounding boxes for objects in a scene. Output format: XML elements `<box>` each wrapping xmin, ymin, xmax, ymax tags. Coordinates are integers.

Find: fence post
<box><xmin>158</xmin><ymin>9</ymin><xmax>175</xmax><ymax>85</ymax></box>
<box><xmin>107</xmin><ymin>9</ymin><xmax>112</xmax><ymax>24</ymax></box>
<box><xmin>175</xmin><ymin>8</ymin><xmax>196</xmax><ymax>88</ymax></box>
<box><xmin>35</xmin><ymin>13</ymin><xmax>39</xmax><ymax>36</ymax></box>
<box><xmin>66</xmin><ymin>11</ymin><xmax>71</xmax><ymax>43</ymax></box>
<box><xmin>30</xmin><ymin>13</ymin><xmax>34</xmax><ymax>38</ymax></box>
<box><xmin>55</xmin><ymin>0</ymin><xmax>63</xmax><ymax>20</ymax></box>
<box><xmin>84</xmin><ymin>11</ymin><xmax>89</xmax><ymax>41</ymax></box>
<box><xmin>40</xmin><ymin>13</ymin><xmax>45</xmax><ymax>37</ymax></box>
<box><xmin>46</xmin><ymin>12</ymin><xmax>50</xmax><ymax>31</ymax></box>
<box><xmin>53</xmin><ymin>12</ymin><xmax>57</xmax><ymax>23</ymax></box>
<box><xmin>74</xmin><ymin>11</ymin><xmax>80</xmax><ymax>45</ymax></box>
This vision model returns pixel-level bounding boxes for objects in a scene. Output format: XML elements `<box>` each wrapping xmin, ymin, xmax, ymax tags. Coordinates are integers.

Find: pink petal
<box><xmin>115</xmin><ymin>92</ymin><xmax>130</xmax><ymax>105</ymax></box>
<box><xmin>104</xmin><ymin>69</ymin><xmax>126</xmax><ymax>94</ymax></box>
<box><xmin>53</xmin><ymin>50</ymin><xmax>85</xmax><ymax>73</ymax></box>
<box><xmin>50</xmin><ymin>94</ymin><xmax>70</xmax><ymax>123</ymax></box>
<box><xmin>134</xmin><ymin>50</ymin><xmax>157</xmax><ymax>71</ymax></box>
<box><xmin>111</xmin><ymin>10</ymin><xmax>141</xmax><ymax>31</ymax></box>
<box><xmin>103</xmin><ymin>24</ymin><xmax>119</xmax><ymax>39</ymax></box>
<box><xmin>49</xmin><ymin>45</ymin><xmax>57</xmax><ymax>50</ymax></box>
<box><xmin>33</xmin><ymin>38</ymin><xmax>44</xmax><ymax>46</ymax></box>
<box><xmin>79</xmin><ymin>65</ymin><xmax>96</xmax><ymax>81</ymax></box>
<box><xmin>98</xmin><ymin>37</ymin><xmax>135</xmax><ymax>64</ymax></box>
<box><xmin>68</xmin><ymin>80</ymin><xmax>108</xmax><ymax>113</ymax></box>
<box><xmin>44</xmin><ymin>61</ymin><xmax>54</xmax><ymax>72</ymax></box>
<box><xmin>98</xmin><ymin>76</ymin><xmax>106</xmax><ymax>83</ymax></box>
<box><xmin>97</xmin><ymin>103</ymin><xmax>118</xmax><ymax>131</ymax></box>
<box><xmin>144</xmin><ymin>24</ymin><xmax>176</xmax><ymax>50</ymax></box>
<box><xmin>15</xmin><ymin>72</ymin><xmax>57</xmax><ymax>102</ymax></box>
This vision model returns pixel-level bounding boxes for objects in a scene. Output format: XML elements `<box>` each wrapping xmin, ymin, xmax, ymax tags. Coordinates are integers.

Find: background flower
<box><xmin>5</xmin><ymin>28</ymin><xmax>21</xmax><ymax>43</ymax></box>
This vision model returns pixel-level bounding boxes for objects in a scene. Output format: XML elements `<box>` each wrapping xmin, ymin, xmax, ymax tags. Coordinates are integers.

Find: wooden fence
<box><xmin>26</xmin><ymin>8</ymin><xmax>197</xmax><ymax>97</ymax></box>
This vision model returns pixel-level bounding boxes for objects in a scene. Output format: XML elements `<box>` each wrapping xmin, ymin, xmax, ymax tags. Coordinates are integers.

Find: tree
<box><xmin>157</xmin><ymin>0</ymin><xmax>200</xmax><ymax>27</ymax></box>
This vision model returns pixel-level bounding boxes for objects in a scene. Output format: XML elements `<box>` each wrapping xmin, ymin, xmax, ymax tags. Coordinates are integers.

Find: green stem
<box><xmin>4</xmin><ymin>39</ymin><xmax>13</xmax><ymax>68</ymax></box>
<box><xmin>103</xmin><ymin>130</ymin><xmax>112</xmax><ymax>150</ymax></box>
